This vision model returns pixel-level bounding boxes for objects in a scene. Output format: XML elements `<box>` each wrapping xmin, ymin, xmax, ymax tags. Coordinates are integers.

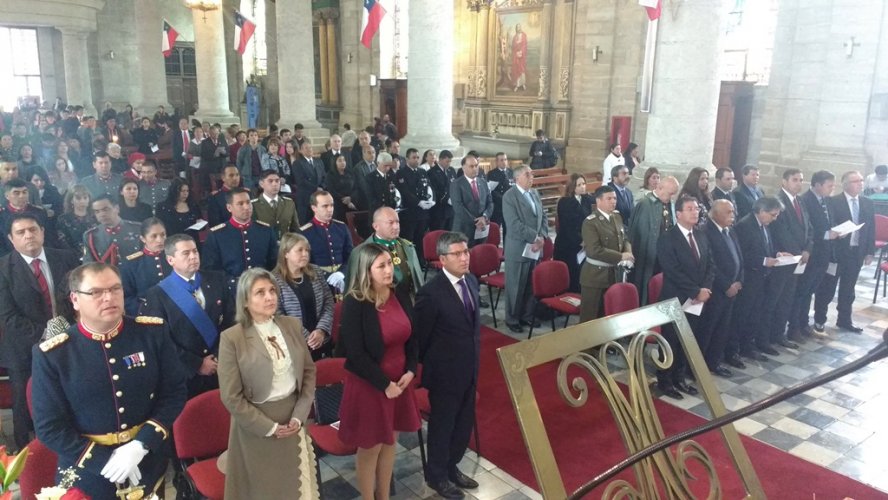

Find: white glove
<box><xmin>127</xmin><ymin>466</ymin><xmax>142</xmax><ymax>486</ymax></box>
<box><xmin>101</xmin><ymin>440</ymin><xmax>149</xmax><ymax>484</ymax></box>
<box><xmin>418</xmin><ymin>200</ymin><xmax>435</xmax><ymax>210</ymax></box>
<box><xmin>326</xmin><ymin>271</ymin><xmax>346</xmax><ymax>292</ymax></box>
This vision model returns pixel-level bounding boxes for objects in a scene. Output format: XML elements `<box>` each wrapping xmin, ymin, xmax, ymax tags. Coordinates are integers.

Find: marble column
<box><xmin>318</xmin><ymin>17</ymin><xmax>331</xmax><ymax>104</ymax></box>
<box><xmin>403</xmin><ymin>0</ymin><xmax>460</xmax><ymax>152</ymax></box>
<box><xmin>134</xmin><ymin>0</ymin><xmax>170</xmax><ymax>112</ymax></box>
<box><xmin>643</xmin><ymin>0</ymin><xmax>726</xmax><ymax>174</ymax></box>
<box><xmin>276</xmin><ymin>0</ymin><xmax>328</xmax><ymax>143</ymax></box>
<box><xmin>58</xmin><ymin>28</ymin><xmax>96</xmax><ymax>115</ymax></box>
<box><xmin>190</xmin><ymin>8</ymin><xmax>239</xmax><ymax>124</ymax></box>
<box><xmin>326</xmin><ymin>16</ymin><xmax>339</xmax><ymax>105</ymax></box>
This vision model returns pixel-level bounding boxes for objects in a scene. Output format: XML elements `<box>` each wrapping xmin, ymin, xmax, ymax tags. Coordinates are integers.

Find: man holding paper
<box><xmin>814</xmin><ymin>171</ymin><xmax>875</xmax><ymax>334</ymax></box>
<box><xmin>450</xmin><ymin>152</ymin><xmax>493</xmax><ymax>248</ymax></box>
<box><xmin>655</xmin><ymin>195</ymin><xmax>714</xmax><ymax>399</ymax></box>
<box><xmin>502</xmin><ymin>165</ymin><xmax>547</xmax><ymax>334</ymax></box>
<box><xmin>579</xmin><ymin>185</ymin><xmax>633</xmax><ymax>322</ymax></box>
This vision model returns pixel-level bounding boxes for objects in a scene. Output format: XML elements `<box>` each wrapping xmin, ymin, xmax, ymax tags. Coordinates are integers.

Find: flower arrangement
<box><xmin>35</xmin><ymin>467</ymin><xmax>90</xmax><ymax>500</ymax></box>
<box><xmin>0</xmin><ymin>445</ymin><xmax>29</xmax><ymax>500</ymax></box>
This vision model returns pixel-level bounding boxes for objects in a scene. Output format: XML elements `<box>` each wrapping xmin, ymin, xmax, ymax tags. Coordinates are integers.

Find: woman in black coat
<box><xmin>156</xmin><ymin>178</ymin><xmax>202</xmax><ymax>241</ymax></box>
<box><xmin>327</xmin><ymin>154</ymin><xmax>357</xmax><ymax>221</ymax></box>
<box><xmin>553</xmin><ymin>173</ymin><xmax>595</xmax><ymax>292</ymax></box>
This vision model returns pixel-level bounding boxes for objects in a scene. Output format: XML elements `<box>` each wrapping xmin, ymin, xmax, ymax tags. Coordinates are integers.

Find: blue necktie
<box><xmin>524</xmin><ymin>191</ymin><xmax>537</xmax><ymax>215</ymax></box>
<box><xmin>850</xmin><ymin>197</ymin><xmax>859</xmax><ymax>223</ymax></box>
<box><xmin>458</xmin><ymin>278</ymin><xmax>474</xmax><ymax>315</ymax></box>
<box><xmin>723</xmin><ymin>228</ymin><xmax>740</xmax><ymax>280</ymax></box>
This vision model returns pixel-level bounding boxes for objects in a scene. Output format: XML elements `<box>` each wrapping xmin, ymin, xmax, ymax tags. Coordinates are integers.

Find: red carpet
<box><xmin>473</xmin><ymin>326</ymin><xmax>886</xmax><ymax>498</ymax></box>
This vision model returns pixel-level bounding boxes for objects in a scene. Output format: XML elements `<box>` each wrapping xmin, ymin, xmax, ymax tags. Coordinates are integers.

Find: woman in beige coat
<box><xmin>218</xmin><ymin>268</ymin><xmax>319</xmax><ymax>499</ymax></box>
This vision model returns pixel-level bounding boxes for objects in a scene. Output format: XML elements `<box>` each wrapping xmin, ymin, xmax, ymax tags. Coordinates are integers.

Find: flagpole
<box><xmin>640</xmin><ymin>18</ymin><xmax>658</xmax><ymax>113</ymax></box>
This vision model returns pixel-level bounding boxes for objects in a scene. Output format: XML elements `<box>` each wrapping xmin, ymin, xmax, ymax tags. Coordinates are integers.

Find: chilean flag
<box><xmin>162</xmin><ymin>20</ymin><xmax>178</xmax><ymax>58</ymax></box>
<box><xmin>639</xmin><ymin>0</ymin><xmax>661</xmax><ymax>21</ymax></box>
<box><xmin>361</xmin><ymin>0</ymin><xmax>386</xmax><ymax>49</ymax></box>
<box><xmin>234</xmin><ymin>10</ymin><xmax>256</xmax><ymax>56</ymax></box>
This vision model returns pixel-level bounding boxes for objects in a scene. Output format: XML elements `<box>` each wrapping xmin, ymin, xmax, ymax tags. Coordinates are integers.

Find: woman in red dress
<box><xmin>338</xmin><ymin>243</ymin><xmax>420</xmax><ymax>499</ymax></box>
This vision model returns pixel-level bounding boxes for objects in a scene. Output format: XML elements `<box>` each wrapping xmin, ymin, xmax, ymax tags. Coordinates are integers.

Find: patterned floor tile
<box><xmin>751</xmin><ymin>428</ymin><xmax>804</xmax><ymax>452</ymax></box>
<box><xmin>788</xmin><ymin>407</ymin><xmax>837</xmax><ymax>429</ymax></box>
<box><xmin>771</xmin><ymin>417</ymin><xmax>820</xmax><ymax>439</ymax></box>
<box><xmin>788</xmin><ymin>441</ymin><xmax>841</xmax><ymax>467</ymax></box>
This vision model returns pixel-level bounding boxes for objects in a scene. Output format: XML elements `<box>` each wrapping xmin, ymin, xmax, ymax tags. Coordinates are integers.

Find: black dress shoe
<box><xmin>674</xmin><ymin>380</ymin><xmax>699</xmax><ymax>396</ymax></box>
<box><xmin>787</xmin><ymin>330</ymin><xmax>806</xmax><ymax>343</ymax></box>
<box><xmin>449</xmin><ymin>469</ymin><xmax>479</xmax><ymax>489</ymax></box>
<box><xmin>507</xmin><ymin>323</ymin><xmax>524</xmax><ymax>333</ymax></box>
<box><xmin>657</xmin><ymin>383</ymin><xmax>683</xmax><ymax>400</ymax></box>
<box><xmin>724</xmin><ymin>355</ymin><xmax>746</xmax><ymax>369</ymax></box>
<box><xmin>479</xmin><ymin>299</ymin><xmax>490</xmax><ymax>308</ymax></box>
<box><xmin>799</xmin><ymin>325</ymin><xmax>815</xmax><ymax>338</ymax></box>
<box><xmin>520</xmin><ymin>319</ymin><xmax>542</xmax><ymax>328</ymax></box>
<box><xmin>429</xmin><ymin>480</ymin><xmax>465</xmax><ymax>499</ymax></box>
<box><xmin>813</xmin><ymin>323</ymin><xmax>826</xmax><ymax>334</ymax></box>
<box><xmin>757</xmin><ymin>344</ymin><xmax>779</xmax><ymax>356</ymax></box>
<box><xmin>837</xmin><ymin>323</ymin><xmax>863</xmax><ymax>334</ymax></box>
<box><xmin>711</xmin><ymin>366</ymin><xmax>733</xmax><ymax>378</ymax></box>
<box><xmin>740</xmin><ymin>350</ymin><xmax>768</xmax><ymax>361</ymax></box>
<box><xmin>777</xmin><ymin>339</ymin><xmax>800</xmax><ymax>350</ymax></box>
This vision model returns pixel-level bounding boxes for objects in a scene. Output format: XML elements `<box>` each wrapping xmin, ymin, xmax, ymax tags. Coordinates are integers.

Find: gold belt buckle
<box><xmin>117</xmin><ymin>429</ymin><xmax>133</xmax><ymax>444</ymax></box>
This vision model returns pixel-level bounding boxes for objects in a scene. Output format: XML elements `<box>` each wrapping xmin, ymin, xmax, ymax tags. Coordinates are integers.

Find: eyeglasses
<box><xmin>442</xmin><ymin>250</ymin><xmax>470</xmax><ymax>258</ymax></box>
<box><xmin>74</xmin><ymin>285</ymin><xmax>124</xmax><ymax>298</ymax></box>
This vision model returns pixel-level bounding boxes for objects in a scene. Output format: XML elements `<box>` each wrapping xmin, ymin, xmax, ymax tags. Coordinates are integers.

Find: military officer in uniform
<box><xmin>120</xmin><ymin>218</ymin><xmax>171</xmax><ymax>315</ymax></box>
<box><xmin>487</xmin><ymin>152</ymin><xmax>515</xmax><ymax>236</ymax></box>
<box><xmin>348</xmin><ymin>207</ymin><xmax>424</xmax><ymax>300</ymax></box>
<box><xmin>396</xmin><ymin>148</ymin><xmax>435</xmax><ymax>261</ymax></box>
<box><xmin>83</xmin><ymin>195</ymin><xmax>142</xmax><ymax>266</ymax></box>
<box><xmin>207</xmin><ymin>165</ymin><xmax>242</xmax><ymax>227</ymax></box>
<box><xmin>137</xmin><ymin>161</ymin><xmax>170</xmax><ymax>213</ymax></box>
<box><xmin>301</xmin><ymin>190</ymin><xmax>353</xmax><ymax>292</ymax></box>
<box><xmin>202</xmin><ymin>188</ymin><xmax>278</xmax><ymax>288</ymax></box>
<box><xmin>141</xmin><ymin>234</ymin><xmax>234</xmax><ymax>397</ymax></box>
<box><xmin>252</xmin><ymin>169</ymin><xmax>299</xmax><ymax>237</ymax></box>
<box><xmin>31</xmin><ymin>263</ymin><xmax>187</xmax><ymax>500</ymax></box>
<box><xmin>80</xmin><ymin>152</ymin><xmax>123</xmax><ymax>200</ymax></box>
<box><xmin>428</xmin><ymin>150</ymin><xmax>457</xmax><ymax>231</ymax></box>
<box><xmin>362</xmin><ymin>152</ymin><xmax>401</xmax><ymax>215</ymax></box>
<box><xmin>580</xmin><ymin>185</ymin><xmax>634</xmax><ymax>322</ymax></box>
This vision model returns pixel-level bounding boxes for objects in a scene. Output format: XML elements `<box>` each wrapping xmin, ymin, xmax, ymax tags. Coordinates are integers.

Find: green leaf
<box><xmin>2</xmin><ymin>447</ymin><xmax>27</xmax><ymax>490</ymax></box>
<box><xmin>0</xmin><ymin>459</ymin><xmax>7</xmax><ymax>488</ymax></box>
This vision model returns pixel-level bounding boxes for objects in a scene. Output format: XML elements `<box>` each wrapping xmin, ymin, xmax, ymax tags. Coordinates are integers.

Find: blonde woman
<box><xmin>338</xmin><ymin>243</ymin><xmax>420</xmax><ymax>500</ymax></box>
<box><xmin>217</xmin><ymin>268</ymin><xmax>319</xmax><ymax>499</ymax></box>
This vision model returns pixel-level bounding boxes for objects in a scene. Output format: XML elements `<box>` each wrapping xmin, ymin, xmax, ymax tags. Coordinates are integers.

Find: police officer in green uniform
<box><xmin>579</xmin><ymin>185</ymin><xmax>634</xmax><ymax>322</ymax></box>
<box><xmin>348</xmin><ymin>206</ymin><xmax>423</xmax><ymax>301</ymax></box>
<box><xmin>251</xmin><ymin>169</ymin><xmax>299</xmax><ymax>237</ymax></box>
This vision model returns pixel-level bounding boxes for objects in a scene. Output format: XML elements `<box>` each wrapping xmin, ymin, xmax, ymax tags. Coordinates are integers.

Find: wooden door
<box><xmin>379</xmin><ymin>79</ymin><xmax>408</xmax><ymax>139</ymax></box>
<box><xmin>713</xmin><ymin>81</ymin><xmax>754</xmax><ymax>171</ymax></box>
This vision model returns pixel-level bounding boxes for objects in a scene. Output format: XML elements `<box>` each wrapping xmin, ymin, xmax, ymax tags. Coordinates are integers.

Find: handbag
<box><xmin>312</xmin><ymin>383</ymin><xmax>343</xmax><ymax>425</ymax></box>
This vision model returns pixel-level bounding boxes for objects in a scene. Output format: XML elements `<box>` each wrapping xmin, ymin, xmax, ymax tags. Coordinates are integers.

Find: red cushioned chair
<box><xmin>874</xmin><ymin>261</ymin><xmax>888</xmax><ymax>304</ymax></box>
<box><xmin>528</xmin><ymin>260</ymin><xmax>581</xmax><ymax>339</ymax></box>
<box><xmin>422</xmin><ymin>230</ymin><xmax>447</xmax><ymax>279</ymax></box>
<box><xmin>413</xmin><ymin>385</ymin><xmax>481</xmax><ymax>479</ymax></box>
<box><xmin>173</xmin><ymin>389</ymin><xmax>229</xmax><ymax>500</ymax></box>
<box><xmin>472</xmin><ymin>244</ymin><xmax>506</xmax><ymax>328</ymax></box>
<box><xmin>345</xmin><ymin>211</ymin><xmax>367</xmax><ymax>246</ymax></box>
<box><xmin>646</xmin><ymin>273</ymin><xmax>665</xmax><ymax>338</ymax></box>
<box><xmin>872</xmin><ymin>214</ymin><xmax>888</xmax><ymax>283</ymax></box>
<box><xmin>0</xmin><ymin>367</ymin><xmax>13</xmax><ymax>410</ymax></box>
<box><xmin>486</xmin><ymin>222</ymin><xmax>504</xmax><ymax>262</ymax></box>
<box><xmin>308</xmin><ymin>358</ymin><xmax>356</xmax><ymax>489</ymax></box>
<box><xmin>542</xmin><ymin>237</ymin><xmax>554</xmax><ymax>261</ymax></box>
<box><xmin>20</xmin><ymin>379</ymin><xmax>58</xmax><ymax>499</ymax></box>
<box><xmin>604</xmin><ymin>283</ymin><xmax>640</xmax><ymax>316</ymax></box>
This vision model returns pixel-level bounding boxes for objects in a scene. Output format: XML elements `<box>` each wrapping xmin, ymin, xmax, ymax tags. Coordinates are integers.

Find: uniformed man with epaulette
<box><xmin>348</xmin><ymin>207</ymin><xmax>424</xmax><ymax>300</ymax></box>
<box><xmin>83</xmin><ymin>195</ymin><xmax>142</xmax><ymax>266</ymax></box>
<box><xmin>252</xmin><ymin>169</ymin><xmax>299</xmax><ymax>237</ymax></box>
<box><xmin>396</xmin><ymin>148</ymin><xmax>435</xmax><ymax>262</ymax></box>
<box><xmin>202</xmin><ymin>187</ymin><xmax>278</xmax><ymax>290</ymax></box>
<box><xmin>120</xmin><ymin>218</ymin><xmax>171</xmax><ymax>315</ymax></box>
<box><xmin>301</xmin><ymin>190</ymin><xmax>353</xmax><ymax>292</ymax></box>
<box><xmin>579</xmin><ymin>185</ymin><xmax>634</xmax><ymax>322</ymax></box>
<box><xmin>361</xmin><ymin>152</ymin><xmax>401</xmax><ymax>215</ymax></box>
<box><xmin>31</xmin><ymin>263</ymin><xmax>187</xmax><ymax>500</ymax></box>
<box><xmin>137</xmin><ymin>161</ymin><xmax>170</xmax><ymax>213</ymax></box>
<box><xmin>207</xmin><ymin>165</ymin><xmax>242</xmax><ymax>226</ymax></box>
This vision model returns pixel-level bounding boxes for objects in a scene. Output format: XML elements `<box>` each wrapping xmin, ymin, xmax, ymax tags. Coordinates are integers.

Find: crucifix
<box><xmin>844</xmin><ymin>36</ymin><xmax>861</xmax><ymax>58</ymax></box>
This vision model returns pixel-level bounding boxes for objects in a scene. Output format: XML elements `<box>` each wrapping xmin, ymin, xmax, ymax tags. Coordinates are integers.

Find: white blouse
<box><xmin>254</xmin><ymin>319</ymin><xmax>296</xmax><ymax>404</ymax></box>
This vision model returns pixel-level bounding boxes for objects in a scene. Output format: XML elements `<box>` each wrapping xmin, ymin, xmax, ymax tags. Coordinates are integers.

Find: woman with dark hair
<box><xmin>679</xmin><ymin>167</ymin><xmax>712</xmax><ymax>229</ymax></box>
<box><xmin>327</xmin><ymin>154</ymin><xmax>357</xmax><ymax>220</ymax></box>
<box><xmin>118</xmin><ymin>178</ymin><xmax>153</xmax><ymax>223</ymax></box>
<box><xmin>639</xmin><ymin>167</ymin><xmax>661</xmax><ymax>200</ymax></box>
<box><xmin>602</xmin><ymin>142</ymin><xmax>624</xmax><ymax>184</ymax></box>
<box><xmin>624</xmin><ymin>142</ymin><xmax>640</xmax><ymax>174</ymax></box>
<box><xmin>132</xmin><ymin>117</ymin><xmax>159</xmax><ymax>155</ymax></box>
<box><xmin>120</xmin><ymin>218</ymin><xmax>171</xmax><ymax>315</ymax></box>
<box><xmin>554</xmin><ymin>173</ymin><xmax>595</xmax><ymax>292</ymax></box>
<box><xmin>56</xmin><ymin>185</ymin><xmax>95</xmax><ymax>253</ymax></box>
<box><xmin>27</xmin><ymin>166</ymin><xmax>64</xmax><ymax>219</ymax></box>
<box><xmin>47</xmin><ymin>156</ymin><xmax>77</xmax><ymax>196</ymax></box>
<box><xmin>272</xmin><ymin>233</ymin><xmax>335</xmax><ymax>361</ymax></box>
<box><xmin>419</xmin><ymin>149</ymin><xmax>437</xmax><ymax>171</ymax></box>
<box><xmin>529</xmin><ymin>129</ymin><xmax>559</xmax><ymax>170</ymax></box>
<box><xmin>156</xmin><ymin>178</ymin><xmax>202</xmax><ymax>240</ymax></box>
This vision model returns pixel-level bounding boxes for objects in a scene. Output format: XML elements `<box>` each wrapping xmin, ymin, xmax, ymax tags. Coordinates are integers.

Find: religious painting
<box><xmin>493</xmin><ymin>7</ymin><xmax>543</xmax><ymax>99</ymax></box>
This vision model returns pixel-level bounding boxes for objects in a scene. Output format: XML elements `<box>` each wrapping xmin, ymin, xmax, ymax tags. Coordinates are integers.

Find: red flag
<box><xmin>162</xmin><ymin>20</ymin><xmax>178</xmax><ymax>58</ymax></box>
<box><xmin>361</xmin><ymin>0</ymin><xmax>386</xmax><ymax>49</ymax></box>
<box><xmin>234</xmin><ymin>10</ymin><xmax>256</xmax><ymax>56</ymax></box>
<box><xmin>639</xmin><ymin>0</ymin><xmax>661</xmax><ymax>21</ymax></box>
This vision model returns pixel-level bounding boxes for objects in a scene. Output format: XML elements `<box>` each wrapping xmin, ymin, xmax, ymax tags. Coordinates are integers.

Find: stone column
<box><xmin>326</xmin><ymin>16</ymin><xmax>340</xmax><ymax>105</ymax></box>
<box><xmin>134</xmin><ymin>0</ymin><xmax>170</xmax><ymax>112</ymax></box>
<box><xmin>190</xmin><ymin>8</ymin><xmax>239</xmax><ymax>124</ymax></box>
<box><xmin>403</xmin><ymin>0</ymin><xmax>460</xmax><ymax>152</ymax></box>
<box><xmin>276</xmin><ymin>0</ymin><xmax>328</xmax><ymax>143</ymax></box>
<box><xmin>58</xmin><ymin>28</ymin><xmax>96</xmax><ymax>115</ymax></box>
<box><xmin>537</xmin><ymin>0</ymin><xmax>555</xmax><ymax>102</ymax></box>
<box><xmin>318</xmin><ymin>16</ymin><xmax>331</xmax><ymax>104</ymax></box>
<box><xmin>474</xmin><ymin>5</ymin><xmax>491</xmax><ymax>99</ymax></box>
<box><xmin>643</xmin><ymin>0</ymin><xmax>726</xmax><ymax>174</ymax></box>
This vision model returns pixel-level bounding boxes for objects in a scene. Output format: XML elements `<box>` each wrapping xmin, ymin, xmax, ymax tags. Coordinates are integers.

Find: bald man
<box><xmin>628</xmin><ymin>175</ymin><xmax>679</xmax><ymax>304</ymax></box>
<box><xmin>347</xmin><ymin>207</ymin><xmax>424</xmax><ymax>300</ymax></box>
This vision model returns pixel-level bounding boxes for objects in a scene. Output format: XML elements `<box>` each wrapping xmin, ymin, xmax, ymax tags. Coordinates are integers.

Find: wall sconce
<box><xmin>369</xmin><ymin>74</ymin><xmax>378</xmax><ymax>87</ymax></box>
<box><xmin>106</xmin><ymin>50</ymin><xmax>115</xmax><ymax>60</ymax></box>
<box><xmin>592</xmin><ymin>46</ymin><xmax>604</xmax><ymax>62</ymax></box>
<box><xmin>183</xmin><ymin>0</ymin><xmax>221</xmax><ymax>22</ymax></box>
<box><xmin>347</xmin><ymin>52</ymin><xmax>353</xmax><ymax>63</ymax></box>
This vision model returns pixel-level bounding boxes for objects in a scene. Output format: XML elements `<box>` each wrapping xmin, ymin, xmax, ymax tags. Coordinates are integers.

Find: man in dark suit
<box><xmin>207</xmin><ymin>165</ymin><xmax>242</xmax><ymax>226</ymax></box>
<box><xmin>0</xmin><ymin>214</ymin><xmax>80</xmax><ymax>449</ymax></box>
<box><xmin>293</xmin><ymin>141</ymin><xmax>326</xmax><ymax>224</ymax></box>
<box><xmin>767</xmin><ymin>168</ymin><xmax>812</xmax><ymax>349</ymax></box>
<box><xmin>396</xmin><ymin>148</ymin><xmax>434</xmax><ymax>258</ymax></box>
<box><xmin>790</xmin><ymin>170</ymin><xmax>838</xmax><ymax>340</ymax></box>
<box><xmin>486</xmin><ymin>152</ymin><xmax>514</xmax><ymax>236</ymax></box>
<box><xmin>172</xmin><ymin>117</ymin><xmax>191</xmax><ymax>175</ymax></box>
<box><xmin>415</xmin><ymin>232</ymin><xmax>481</xmax><ymax>499</ymax></box>
<box><xmin>428</xmin><ymin>150</ymin><xmax>457</xmax><ymax>231</ymax></box>
<box><xmin>655</xmin><ymin>196</ymin><xmax>714</xmax><ymax>399</ymax></box>
<box><xmin>711</xmin><ymin>167</ymin><xmax>736</xmax><ymax>204</ymax></box>
<box><xmin>607</xmin><ymin>165</ymin><xmax>634</xmax><ymax>227</ymax></box>
<box><xmin>320</xmin><ymin>134</ymin><xmax>350</xmax><ymax>173</ymax></box>
<box><xmin>732</xmin><ymin>196</ymin><xmax>784</xmax><ymax>360</ymax></box>
<box><xmin>450</xmin><ymin>152</ymin><xmax>493</xmax><ymax>247</ymax></box>
<box><xmin>701</xmin><ymin>200</ymin><xmax>743</xmax><ymax>376</ymax></box>
<box><xmin>141</xmin><ymin>234</ymin><xmax>234</xmax><ymax>397</ymax></box>
<box><xmin>813</xmin><ymin>171</ymin><xmax>876</xmax><ymax>334</ymax></box>
<box><xmin>200</xmin><ymin>125</ymin><xmax>229</xmax><ymax>186</ymax></box>
<box><xmin>732</xmin><ymin>165</ymin><xmax>764</xmax><ymax>219</ymax></box>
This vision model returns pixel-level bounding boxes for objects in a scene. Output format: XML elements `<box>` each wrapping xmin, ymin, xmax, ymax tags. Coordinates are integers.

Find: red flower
<box><xmin>60</xmin><ymin>487</ymin><xmax>91</xmax><ymax>500</ymax></box>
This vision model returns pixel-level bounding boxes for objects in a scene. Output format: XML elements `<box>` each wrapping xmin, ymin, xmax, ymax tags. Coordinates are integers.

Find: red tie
<box><xmin>471</xmin><ymin>179</ymin><xmax>480</xmax><ymax>201</ymax></box>
<box><xmin>688</xmin><ymin>231</ymin><xmax>700</xmax><ymax>263</ymax></box>
<box><xmin>182</xmin><ymin>131</ymin><xmax>188</xmax><ymax>151</ymax></box>
<box><xmin>793</xmin><ymin>197</ymin><xmax>803</xmax><ymax>223</ymax></box>
<box><xmin>31</xmin><ymin>259</ymin><xmax>53</xmax><ymax>317</ymax></box>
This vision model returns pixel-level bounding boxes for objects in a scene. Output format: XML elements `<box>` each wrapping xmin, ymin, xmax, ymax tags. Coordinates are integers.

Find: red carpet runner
<box><xmin>473</xmin><ymin>326</ymin><xmax>886</xmax><ymax>498</ymax></box>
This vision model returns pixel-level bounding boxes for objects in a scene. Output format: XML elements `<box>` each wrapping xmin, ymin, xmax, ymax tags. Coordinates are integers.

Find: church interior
<box><xmin>2</xmin><ymin>0</ymin><xmax>888</xmax><ymax>498</ymax></box>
